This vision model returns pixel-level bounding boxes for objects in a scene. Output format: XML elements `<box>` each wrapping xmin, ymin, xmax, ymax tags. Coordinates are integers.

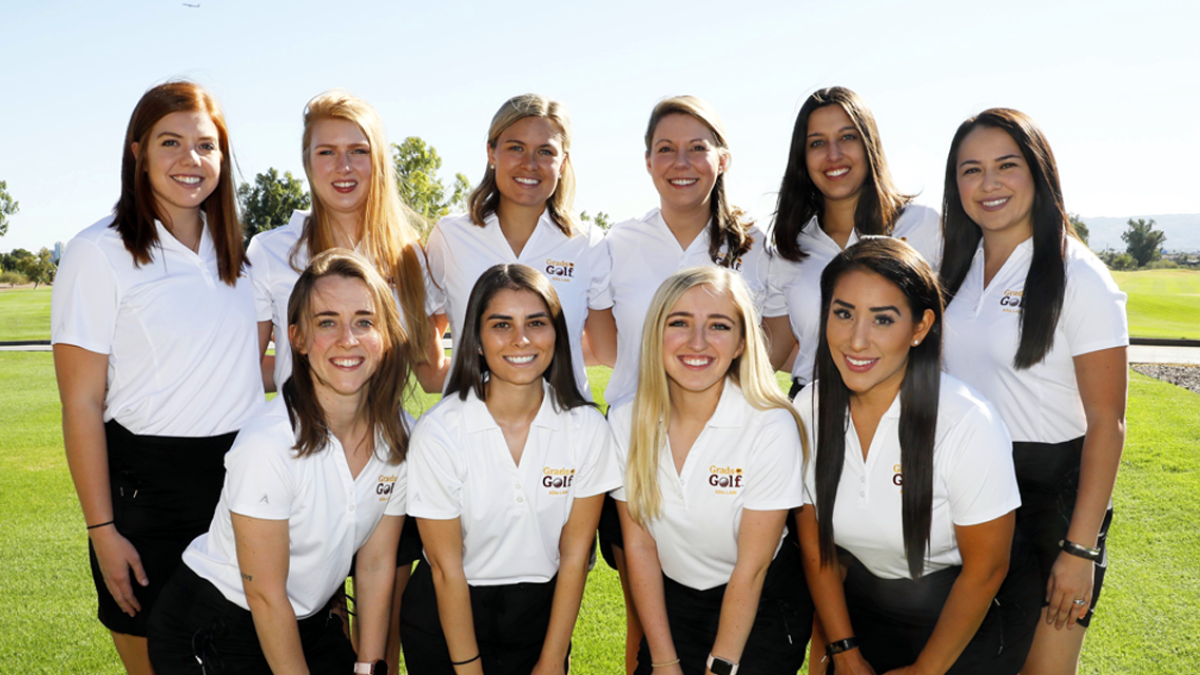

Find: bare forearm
<box><xmin>538</xmin><ymin>550</ymin><xmax>590</xmax><ymax>664</ymax></box>
<box><xmin>430</xmin><ymin>565</ymin><xmax>483</xmax><ymax>674</ymax></box>
<box><xmin>911</xmin><ymin>567</ymin><xmax>1005</xmax><ymax>675</ymax></box>
<box><xmin>625</xmin><ymin>543</ymin><xmax>676</xmax><ymax>663</ymax></box>
<box><xmin>62</xmin><ymin>402</ymin><xmax>114</xmax><ymax>525</ymax></box>
<box><xmin>1068</xmin><ymin>421</ymin><xmax>1124</xmax><ymax>548</ymax></box>
<box><xmin>246</xmin><ymin>592</ymin><xmax>310</xmax><ymax>675</ymax></box>
<box><xmin>355</xmin><ymin>557</ymin><xmax>397</xmax><ymax>662</ymax></box>
<box><xmin>710</xmin><ymin>561</ymin><xmax>770</xmax><ymax>663</ymax></box>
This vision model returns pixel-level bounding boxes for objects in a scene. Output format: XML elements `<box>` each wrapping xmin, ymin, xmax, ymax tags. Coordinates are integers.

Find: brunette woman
<box><xmin>51</xmin><ymin>81</ymin><xmax>262</xmax><ymax>675</ymax></box>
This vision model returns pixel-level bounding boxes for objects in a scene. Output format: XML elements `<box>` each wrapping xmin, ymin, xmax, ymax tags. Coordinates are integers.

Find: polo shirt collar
<box><xmin>154</xmin><ymin>213</ymin><xmax>214</xmax><ymax>259</ymax></box>
<box><xmin>482</xmin><ymin>209</ymin><xmax>572</xmax><ymax>259</ymax></box>
<box><xmin>706</xmin><ymin>380</ymin><xmax>749</xmax><ymax>428</ymax></box>
<box><xmin>646</xmin><ymin>207</ymin><xmax>713</xmax><ymax>255</ymax></box>
<box><xmin>798</xmin><ymin>215</ymin><xmax>856</xmax><ymax>254</ymax></box>
<box><xmin>463</xmin><ymin>379</ymin><xmax>563</xmax><ymax>433</ymax></box>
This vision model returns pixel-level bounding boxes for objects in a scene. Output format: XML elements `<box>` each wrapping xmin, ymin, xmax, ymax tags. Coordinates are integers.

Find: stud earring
<box><xmin>912</xmin><ymin>340</ymin><xmax>920</xmax><ymax>346</ymax></box>
<box><xmin>489</xmin><ymin>164</ymin><xmax>495</xmax><ymax>171</ymax></box>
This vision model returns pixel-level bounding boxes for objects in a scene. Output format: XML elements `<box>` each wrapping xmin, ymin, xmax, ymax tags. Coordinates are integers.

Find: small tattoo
<box><xmin>241</xmin><ymin>573</ymin><xmax>253</xmax><ymax>581</ymax></box>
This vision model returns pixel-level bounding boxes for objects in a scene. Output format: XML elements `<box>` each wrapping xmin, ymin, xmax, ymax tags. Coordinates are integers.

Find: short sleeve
<box><xmin>224</xmin><ymin>433</ymin><xmax>295</xmax><ymax>521</ymax></box>
<box><xmin>743</xmin><ymin>408</ymin><xmax>806</xmax><ymax>512</ymax></box>
<box><xmin>573</xmin><ymin>409</ymin><xmax>621</xmax><ymax>498</ymax></box>
<box><xmin>606</xmin><ymin>404</ymin><xmax>633</xmax><ymax>502</ymax></box>
<box><xmin>51</xmin><ymin>237</ymin><xmax>119</xmax><ymax>354</ymax></box>
<box><xmin>1061</xmin><ymin>250</ymin><xmax>1128</xmax><ymax>357</ymax></box>
<box><xmin>792</xmin><ymin>387</ymin><xmax>819</xmax><ymax>506</ymax></box>
<box><xmin>587</xmin><ymin>228</ymin><xmax>614</xmax><ymax>310</ymax></box>
<box><xmin>762</xmin><ymin>254</ymin><xmax>790</xmax><ymax>319</ymax></box>
<box><xmin>385</xmin><ymin>460</ymin><xmax>409</xmax><ymax>517</ymax></box>
<box><xmin>893</xmin><ymin>204</ymin><xmax>944</xmax><ymax>272</ymax></box>
<box><xmin>944</xmin><ymin>406</ymin><xmax>1021</xmax><ymax>527</ymax></box>
<box><xmin>245</xmin><ymin>236</ymin><xmax>274</xmax><ymax>323</ymax></box>
<box><xmin>405</xmin><ymin>418</ymin><xmax>464</xmax><ymax>520</ymax></box>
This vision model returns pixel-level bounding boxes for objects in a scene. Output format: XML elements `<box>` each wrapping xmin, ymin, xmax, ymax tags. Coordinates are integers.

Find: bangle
<box><xmin>822</xmin><ymin>637</ymin><xmax>860</xmax><ymax>662</ymax></box>
<box><xmin>1059</xmin><ymin>538</ymin><xmax>1102</xmax><ymax>563</ymax></box>
<box><xmin>651</xmin><ymin>658</ymin><xmax>680</xmax><ymax>668</ymax></box>
<box><xmin>87</xmin><ymin>520</ymin><xmax>115</xmax><ymax>531</ymax></box>
<box><xmin>451</xmin><ymin>654</ymin><xmax>480</xmax><ymax>667</ymax></box>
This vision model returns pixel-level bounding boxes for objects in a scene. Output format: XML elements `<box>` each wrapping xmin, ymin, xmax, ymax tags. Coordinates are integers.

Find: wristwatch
<box><xmin>707</xmin><ymin>653</ymin><xmax>739</xmax><ymax>675</ymax></box>
<box><xmin>354</xmin><ymin>661</ymin><xmax>388</xmax><ymax>675</ymax></box>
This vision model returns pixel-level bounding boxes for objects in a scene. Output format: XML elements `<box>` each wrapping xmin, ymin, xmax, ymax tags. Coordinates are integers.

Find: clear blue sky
<box><xmin>2</xmin><ymin>0</ymin><xmax>1197</xmax><ymax>253</ymax></box>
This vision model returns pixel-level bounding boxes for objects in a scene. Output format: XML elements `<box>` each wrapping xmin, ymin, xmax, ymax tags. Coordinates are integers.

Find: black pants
<box><xmin>1012</xmin><ymin>437</ymin><xmax>1112</xmax><ymax>627</ymax></box>
<box><xmin>91</xmin><ymin>421</ymin><xmax>237</xmax><ymax>636</ymax></box>
<box><xmin>147</xmin><ymin>565</ymin><xmax>356</xmax><ymax>674</ymax></box>
<box><xmin>841</xmin><ymin>545</ymin><xmax>1040</xmax><ymax>675</ymax></box>
<box><xmin>634</xmin><ymin>542</ymin><xmax>812</xmax><ymax>675</ymax></box>
<box><xmin>400</xmin><ymin>560</ymin><xmax>564</xmax><ymax>675</ymax></box>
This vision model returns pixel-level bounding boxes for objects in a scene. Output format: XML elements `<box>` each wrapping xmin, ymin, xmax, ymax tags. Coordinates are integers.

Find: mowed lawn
<box><xmin>2</xmin><ymin>354</ymin><xmax>1198</xmax><ymax>673</ymax></box>
<box><xmin>0</xmin><ymin>286</ymin><xmax>52</xmax><ymax>342</ymax></box>
<box><xmin>1111</xmin><ymin>269</ymin><xmax>1200</xmax><ymax>340</ymax></box>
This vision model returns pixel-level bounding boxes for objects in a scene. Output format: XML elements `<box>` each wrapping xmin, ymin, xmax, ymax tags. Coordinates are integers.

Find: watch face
<box><xmin>710</xmin><ymin>657</ymin><xmax>735</xmax><ymax>675</ymax></box>
<box><xmin>372</xmin><ymin>661</ymin><xmax>388</xmax><ymax>675</ymax></box>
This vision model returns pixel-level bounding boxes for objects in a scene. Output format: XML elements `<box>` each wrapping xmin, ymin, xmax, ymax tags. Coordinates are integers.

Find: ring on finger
<box><xmin>1072</xmin><ymin>598</ymin><xmax>1087</xmax><ymax>606</ymax></box>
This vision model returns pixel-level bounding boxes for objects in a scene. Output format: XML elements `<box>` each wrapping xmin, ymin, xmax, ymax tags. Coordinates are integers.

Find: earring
<box><xmin>488</xmin><ymin>164</ymin><xmax>495</xmax><ymax>171</ymax></box>
<box><xmin>912</xmin><ymin>340</ymin><xmax>920</xmax><ymax>346</ymax></box>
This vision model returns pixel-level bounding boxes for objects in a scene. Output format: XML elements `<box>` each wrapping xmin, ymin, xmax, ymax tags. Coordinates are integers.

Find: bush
<box><xmin>1145</xmin><ymin>259</ymin><xmax>1181</xmax><ymax>270</ymax></box>
<box><xmin>1101</xmin><ymin>250</ymin><xmax>1137</xmax><ymax>271</ymax></box>
<box><xmin>0</xmin><ymin>270</ymin><xmax>27</xmax><ymax>286</ymax></box>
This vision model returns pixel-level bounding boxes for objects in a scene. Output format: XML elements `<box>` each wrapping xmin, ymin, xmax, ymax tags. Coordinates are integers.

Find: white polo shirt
<box><xmin>50</xmin><ymin>215</ymin><xmax>263</xmax><ymax>437</ymax></box>
<box><xmin>942</xmin><ymin>237</ymin><xmax>1128</xmax><ymax>443</ymax></box>
<box><xmin>246</xmin><ymin>210</ymin><xmax>440</xmax><ymax>389</ymax></box>
<box><xmin>796</xmin><ymin>374</ymin><xmax>1020</xmax><ymax>580</ymax></box>
<box><xmin>609</xmin><ymin>382</ymin><xmax>806</xmax><ymax>591</ymax></box>
<box><xmin>425</xmin><ymin>212</ymin><xmax>613</xmax><ymax>400</ymax></box>
<box><xmin>604</xmin><ymin>208</ymin><xmax>776</xmax><ymax>408</ymax></box>
<box><xmin>182</xmin><ymin>397</ymin><xmax>409</xmax><ymax>619</ymax></box>
<box><xmin>406</xmin><ymin>381</ymin><xmax>620</xmax><ymax>585</ymax></box>
<box><xmin>764</xmin><ymin>204</ymin><xmax>942</xmax><ymax>385</ymax></box>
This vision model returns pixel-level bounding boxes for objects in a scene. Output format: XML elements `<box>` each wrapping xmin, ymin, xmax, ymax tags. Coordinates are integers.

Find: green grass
<box><xmin>0</xmin><ymin>287</ymin><xmax>52</xmax><ymax>341</ymax></box>
<box><xmin>3</xmin><ymin>353</ymin><xmax>1198</xmax><ymax>673</ymax></box>
<box><xmin>1111</xmin><ymin>269</ymin><xmax>1200</xmax><ymax>340</ymax></box>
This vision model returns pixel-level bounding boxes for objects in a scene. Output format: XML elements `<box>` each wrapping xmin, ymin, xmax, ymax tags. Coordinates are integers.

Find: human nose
<box><xmin>512</xmin><ymin>325</ymin><xmax>531</xmax><ymax>347</ymax></box>
<box><xmin>337</xmin><ymin>322</ymin><xmax>360</xmax><ymax>347</ymax></box>
<box><xmin>672</xmin><ymin>148</ymin><xmax>690</xmax><ymax>169</ymax></box>
<box><xmin>849</xmin><ymin>319</ymin><xmax>870</xmax><ymax>352</ymax></box>
<box><xmin>686</xmin><ymin>324</ymin><xmax>707</xmax><ymax>350</ymax></box>
<box><xmin>827</xmin><ymin>140</ymin><xmax>844</xmax><ymax>162</ymax></box>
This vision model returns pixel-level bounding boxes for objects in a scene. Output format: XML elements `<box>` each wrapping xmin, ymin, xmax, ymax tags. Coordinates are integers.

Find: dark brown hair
<box><xmin>445</xmin><ymin>263</ymin><xmax>591</xmax><ymax>411</ymax></box>
<box><xmin>283</xmin><ymin>249</ymin><xmax>414</xmax><ymax>463</ymax></box>
<box><xmin>813</xmin><ymin>237</ymin><xmax>943</xmax><ymax>579</ymax></box>
<box><xmin>772</xmin><ymin>87</ymin><xmax>912</xmax><ymax>263</ymax></box>
<box><xmin>112</xmin><ymin>81</ymin><xmax>245</xmax><ymax>285</ymax></box>
<box><xmin>939</xmin><ymin>108</ymin><xmax>1077</xmax><ymax>370</ymax></box>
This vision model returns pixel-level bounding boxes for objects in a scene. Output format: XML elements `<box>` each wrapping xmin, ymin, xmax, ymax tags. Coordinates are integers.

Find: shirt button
<box><xmin>349</xmin><ymin>504</ymin><xmax>356</xmax><ymax>511</ymax></box>
<box><xmin>859</xmin><ymin>476</ymin><xmax>865</xmax><ymax>483</ymax></box>
<box><xmin>859</xmin><ymin>491</ymin><xmax>865</xmax><ymax>498</ymax></box>
<box><xmin>515</xmin><ymin>483</ymin><xmax>522</xmax><ymax>490</ymax></box>
<box><xmin>516</xmin><ymin>496</ymin><xmax>524</xmax><ymax>503</ymax></box>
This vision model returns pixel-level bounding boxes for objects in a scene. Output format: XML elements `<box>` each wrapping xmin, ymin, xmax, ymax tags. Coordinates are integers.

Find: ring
<box><xmin>1072</xmin><ymin>598</ymin><xmax>1087</xmax><ymax>606</ymax></box>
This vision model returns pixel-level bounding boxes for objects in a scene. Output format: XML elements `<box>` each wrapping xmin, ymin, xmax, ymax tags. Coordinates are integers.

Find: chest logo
<box><xmin>892</xmin><ymin>464</ymin><xmax>904</xmax><ymax>493</ymax></box>
<box><xmin>376</xmin><ymin>473</ymin><xmax>398</xmax><ymax>500</ymax></box>
<box><xmin>543</xmin><ymin>467</ymin><xmax>575</xmax><ymax>495</ymax></box>
<box><xmin>544</xmin><ymin>258</ymin><xmax>576</xmax><ymax>281</ymax></box>
<box><xmin>709</xmin><ymin>465</ymin><xmax>743</xmax><ymax>494</ymax></box>
<box><xmin>999</xmin><ymin>289</ymin><xmax>1024</xmax><ymax>313</ymax></box>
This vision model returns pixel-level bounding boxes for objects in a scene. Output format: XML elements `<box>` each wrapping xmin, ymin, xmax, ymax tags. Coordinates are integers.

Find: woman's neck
<box><xmin>667</xmin><ymin>377</ymin><xmax>724</xmax><ymax>429</ymax></box>
<box><xmin>160</xmin><ymin>204</ymin><xmax>204</xmax><ymax>253</ymax></box>
<box><xmin>660</xmin><ymin>200</ymin><xmax>710</xmax><ymax>251</ymax></box>
<box><xmin>980</xmin><ymin>226</ymin><xmax>1034</xmax><ymax>288</ymax></box>
<box><xmin>848</xmin><ymin>380</ymin><xmax>901</xmax><ymax>459</ymax></box>
<box><xmin>318</xmin><ymin>388</ymin><xmax>370</xmax><ymax>455</ymax></box>
<box><xmin>496</xmin><ymin>200</ymin><xmax>545</xmax><ymax>257</ymax></box>
<box><xmin>327</xmin><ymin>211</ymin><xmax>364</xmax><ymax>249</ymax></box>
<box><xmin>484</xmin><ymin>378</ymin><xmax>544</xmax><ymax>427</ymax></box>
<box><xmin>821</xmin><ymin>196</ymin><xmax>858</xmax><ymax>249</ymax></box>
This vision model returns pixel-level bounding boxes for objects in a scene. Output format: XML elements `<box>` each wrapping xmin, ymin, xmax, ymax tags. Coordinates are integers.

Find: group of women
<box><xmin>50</xmin><ymin>79</ymin><xmax>1127</xmax><ymax>675</ymax></box>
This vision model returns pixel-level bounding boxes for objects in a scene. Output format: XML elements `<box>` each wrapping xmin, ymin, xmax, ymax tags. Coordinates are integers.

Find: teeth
<box><xmin>513</xmin><ymin>177</ymin><xmax>539</xmax><ymax>185</ymax></box>
<box><xmin>670</xmin><ymin>178</ymin><xmax>698</xmax><ymax>186</ymax></box>
<box><xmin>983</xmin><ymin>197</ymin><xmax>1008</xmax><ymax>207</ymax></box>
<box><xmin>847</xmin><ymin>356</ymin><xmax>875</xmax><ymax>366</ymax></box>
<box><xmin>505</xmin><ymin>355</ymin><xmax>536</xmax><ymax>364</ymax></box>
<box><xmin>825</xmin><ymin>168</ymin><xmax>849</xmax><ymax>178</ymax></box>
<box><xmin>332</xmin><ymin>358</ymin><xmax>362</xmax><ymax>367</ymax></box>
<box><xmin>682</xmin><ymin>356</ymin><xmax>711</xmax><ymax>366</ymax></box>
<box><xmin>333</xmin><ymin>181</ymin><xmax>356</xmax><ymax>188</ymax></box>
<box><xmin>173</xmin><ymin>176</ymin><xmax>201</xmax><ymax>185</ymax></box>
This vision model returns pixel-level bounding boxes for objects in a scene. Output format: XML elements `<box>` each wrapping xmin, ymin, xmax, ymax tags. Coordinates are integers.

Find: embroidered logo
<box><xmin>376</xmin><ymin>473</ymin><xmax>399</xmax><ymax>501</ymax></box>
<box><xmin>999</xmin><ymin>289</ymin><xmax>1024</xmax><ymax>314</ymax></box>
<box><xmin>542</xmin><ymin>467</ymin><xmax>575</xmax><ymax>495</ymax></box>
<box><xmin>892</xmin><ymin>463</ymin><xmax>903</xmax><ymax>493</ymax></box>
<box><xmin>709</xmin><ymin>465</ymin><xmax>744</xmax><ymax>494</ymax></box>
<box><xmin>544</xmin><ymin>258</ymin><xmax>576</xmax><ymax>281</ymax></box>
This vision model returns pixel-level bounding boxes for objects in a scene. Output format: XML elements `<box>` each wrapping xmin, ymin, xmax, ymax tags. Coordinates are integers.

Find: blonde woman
<box><xmin>425</xmin><ymin>93</ymin><xmax>616</xmax><ymax>398</ymax></box>
<box><xmin>611</xmin><ymin>267</ymin><xmax>811</xmax><ymax>675</ymax></box>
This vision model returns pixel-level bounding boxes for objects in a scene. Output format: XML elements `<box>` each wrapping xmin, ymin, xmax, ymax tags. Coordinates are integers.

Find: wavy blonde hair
<box><xmin>625</xmin><ymin>267</ymin><xmax>806</xmax><ymax>525</ymax></box>
<box><xmin>468</xmin><ymin>93</ymin><xmax>578</xmax><ymax>236</ymax></box>
<box><xmin>295</xmin><ymin>90</ymin><xmax>433</xmax><ymax>361</ymax></box>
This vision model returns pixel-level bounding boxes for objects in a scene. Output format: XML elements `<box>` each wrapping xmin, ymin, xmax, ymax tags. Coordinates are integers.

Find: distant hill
<box><xmin>1082</xmin><ymin>213</ymin><xmax>1200</xmax><ymax>253</ymax></box>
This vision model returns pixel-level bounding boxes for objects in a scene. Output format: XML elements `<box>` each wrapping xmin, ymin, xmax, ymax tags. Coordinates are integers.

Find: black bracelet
<box><xmin>451</xmin><ymin>654</ymin><xmax>480</xmax><ymax>667</ymax></box>
<box><xmin>87</xmin><ymin>520</ymin><xmax>115</xmax><ymax>531</ymax></box>
<box><xmin>824</xmin><ymin>637</ymin><xmax>859</xmax><ymax>659</ymax></box>
<box><xmin>1059</xmin><ymin>538</ymin><xmax>1102</xmax><ymax>563</ymax></box>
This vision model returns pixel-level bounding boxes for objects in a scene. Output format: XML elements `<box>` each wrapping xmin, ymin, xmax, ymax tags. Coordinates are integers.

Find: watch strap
<box><xmin>706</xmin><ymin>653</ymin><xmax>739</xmax><ymax>675</ymax></box>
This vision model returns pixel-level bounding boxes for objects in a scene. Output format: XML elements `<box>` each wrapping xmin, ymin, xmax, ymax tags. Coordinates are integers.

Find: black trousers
<box><xmin>400</xmin><ymin>560</ymin><xmax>564</xmax><ymax>675</ymax></box>
<box><xmin>1012</xmin><ymin>437</ymin><xmax>1113</xmax><ymax>627</ymax></box>
<box><xmin>841</xmin><ymin>544</ymin><xmax>1040</xmax><ymax>675</ymax></box>
<box><xmin>634</xmin><ymin>542</ymin><xmax>812</xmax><ymax>675</ymax></box>
<box><xmin>91</xmin><ymin>421</ymin><xmax>237</xmax><ymax>636</ymax></box>
<box><xmin>147</xmin><ymin>564</ymin><xmax>356</xmax><ymax>675</ymax></box>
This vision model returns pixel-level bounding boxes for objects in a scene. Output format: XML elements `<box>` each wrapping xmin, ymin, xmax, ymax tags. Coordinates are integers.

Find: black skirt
<box><xmin>634</xmin><ymin>542</ymin><xmax>812</xmax><ymax>675</ymax></box>
<box><xmin>89</xmin><ymin>420</ymin><xmax>237</xmax><ymax>636</ymax></box>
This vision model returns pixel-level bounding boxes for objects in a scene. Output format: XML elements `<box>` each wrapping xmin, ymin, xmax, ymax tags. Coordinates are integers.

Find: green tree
<box><xmin>580</xmin><ymin>211</ymin><xmax>613</xmax><ymax>231</ymax></box>
<box><xmin>239</xmin><ymin>169</ymin><xmax>311</xmax><ymax>245</ymax></box>
<box><xmin>0</xmin><ymin>180</ymin><xmax>19</xmax><ymax>237</ymax></box>
<box><xmin>1</xmin><ymin>247</ymin><xmax>33</xmax><ymax>272</ymax></box>
<box><xmin>1068</xmin><ymin>212</ymin><xmax>1089</xmax><ymax>247</ymax></box>
<box><xmin>19</xmin><ymin>248</ymin><xmax>56</xmax><ymax>289</ymax></box>
<box><xmin>392</xmin><ymin>137</ymin><xmax>470</xmax><ymax>237</ymax></box>
<box><xmin>1121</xmin><ymin>217</ymin><xmax>1166</xmax><ymax>268</ymax></box>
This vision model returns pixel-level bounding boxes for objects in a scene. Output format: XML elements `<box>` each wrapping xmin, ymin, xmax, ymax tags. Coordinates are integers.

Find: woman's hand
<box><xmin>530</xmin><ymin>657</ymin><xmax>566</xmax><ymax>675</ymax></box>
<box><xmin>89</xmin><ymin>526</ymin><xmax>148</xmax><ymax>616</ymax></box>
<box><xmin>833</xmin><ymin>648</ymin><xmax>878</xmax><ymax>675</ymax></box>
<box><xmin>1045</xmin><ymin>552</ymin><xmax>1093</xmax><ymax>630</ymax></box>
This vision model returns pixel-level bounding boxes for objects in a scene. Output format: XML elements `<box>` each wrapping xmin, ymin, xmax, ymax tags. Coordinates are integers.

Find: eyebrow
<box><xmin>313</xmin><ymin>141</ymin><xmax>370</xmax><ymax>149</ymax></box>
<box><xmin>831</xmin><ymin>299</ymin><xmax>900</xmax><ymax>314</ymax></box>
<box><xmin>959</xmin><ymin>153</ymin><xmax>1021</xmax><ymax>168</ymax></box>
<box><xmin>655</xmin><ymin>138</ymin><xmax>710</xmax><ymax>145</ymax></box>
<box><xmin>808</xmin><ymin>125</ymin><xmax>857</xmax><ymax>138</ymax></box>
<box><xmin>666</xmin><ymin>310</ymin><xmax>738</xmax><ymax>322</ymax></box>
<box><xmin>486</xmin><ymin>311</ymin><xmax>550</xmax><ymax>321</ymax></box>
<box><xmin>314</xmin><ymin>309</ymin><xmax>374</xmax><ymax>317</ymax></box>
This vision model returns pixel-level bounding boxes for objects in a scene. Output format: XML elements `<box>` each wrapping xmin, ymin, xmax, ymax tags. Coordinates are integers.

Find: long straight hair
<box><xmin>939</xmin><ymin>108</ymin><xmax>1077</xmax><ymax>370</ymax></box>
<box><xmin>772</xmin><ymin>87</ymin><xmax>912</xmax><ymax>263</ymax></box>
<box><xmin>445</xmin><ymin>263</ymin><xmax>591</xmax><ymax>412</ymax></box>
<box><xmin>468</xmin><ymin>94</ymin><xmax>579</xmax><ymax>237</ymax></box>
<box><xmin>113</xmin><ymin>81</ymin><xmax>245</xmax><ymax>285</ymax></box>
<box><xmin>644</xmin><ymin>96</ymin><xmax>753</xmax><ymax>265</ymax></box>
<box><xmin>283</xmin><ymin>250</ymin><xmax>414</xmax><ymax>463</ymax></box>
<box><xmin>296</xmin><ymin>90</ymin><xmax>434</xmax><ymax>362</ymax></box>
<box><xmin>626</xmin><ymin>266</ymin><xmax>805</xmax><ymax>525</ymax></box>
<box><xmin>813</xmin><ymin>237</ymin><xmax>943</xmax><ymax>579</ymax></box>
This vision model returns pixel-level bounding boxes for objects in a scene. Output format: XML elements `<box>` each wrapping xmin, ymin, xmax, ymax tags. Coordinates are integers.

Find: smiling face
<box><xmin>488</xmin><ymin>116</ymin><xmax>566</xmax><ymax>211</ymax></box>
<box><xmin>955</xmin><ymin>125</ymin><xmax>1036</xmax><ymax>242</ymax></box>
<box><xmin>480</xmin><ymin>287</ymin><xmax>556</xmax><ymax>391</ymax></box>
<box><xmin>826</xmin><ymin>269</ymin><xmax>933</xmax><ymax>403</ymax></box>
<box><xmin>805</xmin><ymin>104</ymin><xmax>868</xmax><ymax>205</ymax></box>
<box><xmin>309</xmin><ymin>118</ymin><xmax>373</xmax><ymax>221</ymax></box>
<box><xmin>646</xmin><ymin>113</ymin><xmax>726</xmax><ymax>217</ymax></box>
<box><xmin>662</xmin><ymin>284</ymin><xmax>745</xmax><ymax>399</ymax></box>
<box><xmin>291</xmin><ymin>274</ymin><xmax>384</xmax><ymax>406</ymax></box>
<box><xmin>135</xmin><ymin>110</ymin><xmax>222</xmax><ymax>226</ymax></box>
